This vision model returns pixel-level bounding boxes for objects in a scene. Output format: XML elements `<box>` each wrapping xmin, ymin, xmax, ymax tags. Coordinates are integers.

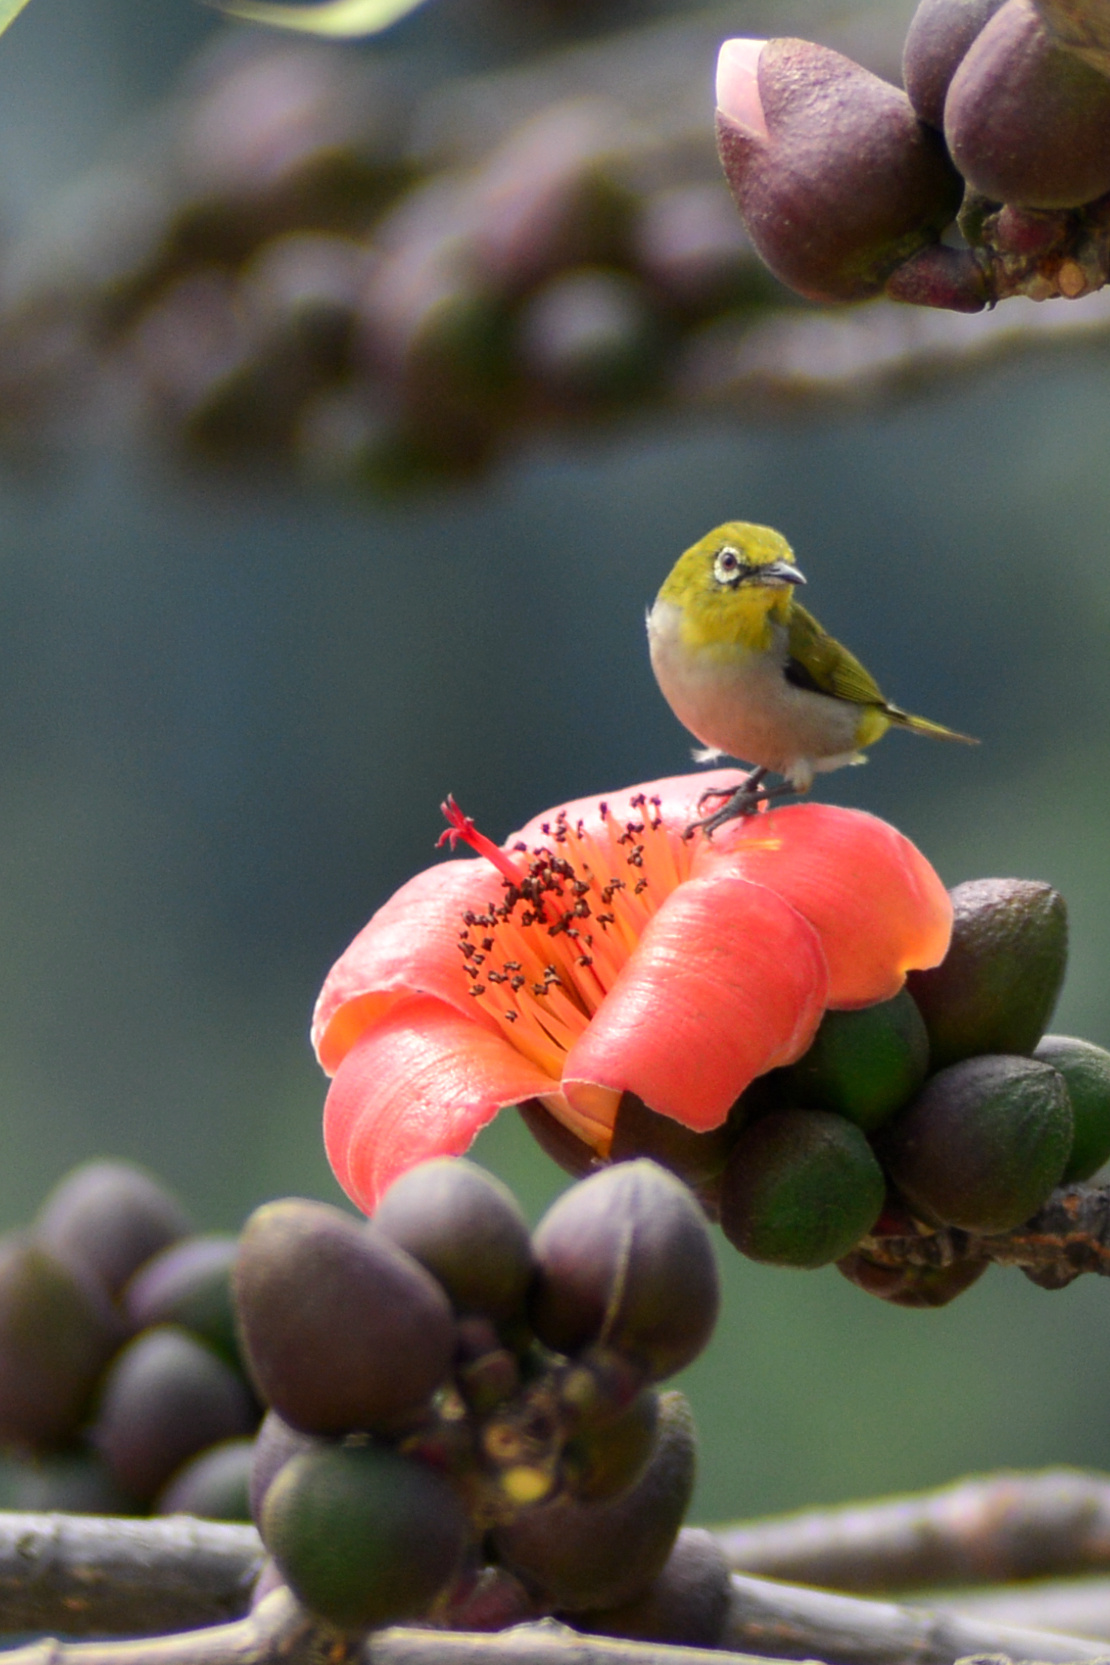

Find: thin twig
<box><xmin>714</xmin><ymin>1470</ymin><xmax>1110</xmax><ymax>1594</ymax></box>
<box><xmin>720</xmin><ymin>1571</ymin><xmax>1110</xmax><ymax>1665</ymax></box>
<box><xmin>934</xmin><ymin>1578</ymin><xmax>1110</xmax><ymax>1642</ymax></box>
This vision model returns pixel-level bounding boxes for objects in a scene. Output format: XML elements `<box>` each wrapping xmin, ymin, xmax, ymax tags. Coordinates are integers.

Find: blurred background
<box><xmin>0</xmin><ymin>0</ymin><xmax>1107</xmax><ymax>1529</ymax></box>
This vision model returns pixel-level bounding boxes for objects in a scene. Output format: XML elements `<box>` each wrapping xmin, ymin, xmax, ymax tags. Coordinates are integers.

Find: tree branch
<box><xmin>853</xmin><ymin>1181</ymin><xmax>1110</xmax><ymax>1290</ymax></box>
<box><xmin>0</xmin><ymin>1513</ymin><xmax>262</xmax><ymax>1637</ymax></box>
<box><xmin>714</xmin><ymin>1469</ymin><xmax>1110</xmax><ymax>1595</ymax></box>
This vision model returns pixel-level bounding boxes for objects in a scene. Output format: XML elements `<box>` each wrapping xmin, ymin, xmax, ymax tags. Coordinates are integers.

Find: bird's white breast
<box><xmin>646</xmin><ymin>599</ymin><xmax>863</xmax><ymax>785</ymax></box>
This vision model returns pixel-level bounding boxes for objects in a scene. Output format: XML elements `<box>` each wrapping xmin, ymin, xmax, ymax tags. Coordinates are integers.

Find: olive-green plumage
<box><xmin>647</xmin><ymin>521</ymin><xmax>974</xmax><ymax>798</ymax></box>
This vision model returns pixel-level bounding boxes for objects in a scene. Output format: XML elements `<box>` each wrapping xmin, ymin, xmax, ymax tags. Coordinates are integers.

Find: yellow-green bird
<box><xmin>647</xmin><ymin>521</ymin><xmax>976</xmax><ymax>834</ymax></box>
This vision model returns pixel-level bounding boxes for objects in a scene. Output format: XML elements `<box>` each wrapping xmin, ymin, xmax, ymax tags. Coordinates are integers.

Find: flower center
<box><xmin>439</xmin><ymin>793</ymin><xmax>694</xmax><ymax>1082</ymax></box>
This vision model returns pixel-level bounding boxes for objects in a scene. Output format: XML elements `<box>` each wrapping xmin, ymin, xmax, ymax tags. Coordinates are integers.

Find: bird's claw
<box><xmin>684</xmin><ymin>786</ymin><xmax>764</xmax><ymax>840</ymax></box>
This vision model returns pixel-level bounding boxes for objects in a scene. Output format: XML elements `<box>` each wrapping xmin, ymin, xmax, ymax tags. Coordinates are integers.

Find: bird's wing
<box><xmin>784</xmin><ymin>604</ymin><xmax>886</xmax><ymax>706</ymax></box>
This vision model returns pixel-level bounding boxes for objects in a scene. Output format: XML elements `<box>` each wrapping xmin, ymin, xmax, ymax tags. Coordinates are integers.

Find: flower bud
<box><xmin>876</xmin><ymin>1054</ymin><xmax>1073</xmax><ymax>1231</ymax></box>
<box><xmin>1034</xmin><ymin>1035</ymin><xmax>1110</xmax><ymax>1181</ymax></box>
<box><xmin>715</xmin><ymin>37</ymin><xmax>963</xmax><ymax>302</ymax></box>
<box><xmin>373</xmin><ymin>1159</ymin><xmax>535</xmax><ymax>1325</ymax></box>
<box><xmin>515</xmin><ymin>267</ymin><xmax>662</xmax><ymax>403</ymax></box>
<box><xmin>124</xmin><ymin>1235</ymin><xmax>240</xmax><ymax>1368</ymax></box>
<box><xmin>492</xmin><ymin>1390</ymin><xmax>695</xmax><ymax>1612</ymax></box>
<box><xmin>249</xmin><ymin>1409</ymin><xmax>316</xmax><ymax>1525</ymax></box>
<box><xmin>234</xmin><ymin>1198</ymin><xmax>455</xmax><ymax>1435</ymax></box>
<box><xmin>155</xmin><ymin>1436</ymin><xmax>254</xmax><ymax>1520</ymax></box>
<box><xmin>609</xmin><ymin>1092</ymin><xmax>739</xmax><ymax>1190</ymax></box>
<box><xmin>261</xmin><ymin>1441</ymin><xmax>469</xmax><ymax>1630</ymax></box>
<box><xmin>529</xmin><ymin>1162</ymin><xmax>719</xmax><ymax>1381</ymax></box>
<box><xmin>945</xmin><ymin>0</ymin><xmax>1110</xmax><ymax>207</ymax></box>
<box><xmin>0</xmin><ymin>1236</ymin><xmax>122</xmax><ymax>1448</ymax></box>
<box><xmin>36</xmin><ymin>1161</ymin><xmax>192</xmax><ymax>1301</ymax></box>
<box><xmin>562</xmin><ymin>1388</ymin><xmax>659</xmax><ymax>1501</ymax></box>
<box><xmin>902</xmin><ymin>0</ymin><xmax>1010</xmax><ymax>127</ymax></box>
<box><xmin>578</xmin><ymin>1527</ymin><xmax>732</xmax><ymax>1649</ymax></box>
<box><xmin>906</xmin><ymin>878</ymin><xmax>1067</xmax><ymax>1068</ymax></box>
<box><xmin>719</xmin><ymin>1110</ymin><xmax>885</xmax><ymax>1268</ymax></box>
<box><xmin>776</xmin><ymin>991</ymin><xmax>929</xmax><ymax>1133</ymax></box>
<box><xmin>836</xmin><ymin>1247</ymin><xmax>990</xmax><ymax>1306</ymax></box>
<box><xmin>93</xmin><ymin>1325</ymin><xmax>257</xmax><ymax>1502</ymax></box>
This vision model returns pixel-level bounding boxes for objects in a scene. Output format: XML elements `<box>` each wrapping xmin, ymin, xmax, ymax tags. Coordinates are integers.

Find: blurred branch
<box><xmin>938</xmin><ymin>1578</ymin><xmax>1110</xmax><ymax>1642</ymax></box>
<box><xmin>714</xmin><ymin>1470</ymin><xmax>1110</xmax><ymax>1596</ymax></box>
<box><xmin>0</xmin><ymin>1512</ymin><xmax>262</xmax><ymax>1637</ymax></box>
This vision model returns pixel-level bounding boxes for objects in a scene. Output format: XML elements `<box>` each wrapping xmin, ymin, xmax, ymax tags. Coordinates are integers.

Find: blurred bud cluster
<box><xmin>0</xmin><ymin>1160</ymin><xmax>260</xmax><ymax>1518</ymax></box>
<box><xmin>716</xmin><ymin>0</ymin><xmax>1110</xmax><ymax>312</ymax></box>
<box><xmin>0</xmin><ymin>26</ymin><xmax>787</xmax><ymax>487</ymax></box>
<box><xmin>526</xmin><ymin>874</ymin><xmax>1110</xmax><ymax>1306</ymax></box>
<box><xmin>0</xmin><ymin>7</ymin><xmax>1108</xmax><ymax>480</ymax></box>
<box><xmin>237</xmin><ymin>1157</ymin><xmax>728</xmax><ymax>1641</ymax></box>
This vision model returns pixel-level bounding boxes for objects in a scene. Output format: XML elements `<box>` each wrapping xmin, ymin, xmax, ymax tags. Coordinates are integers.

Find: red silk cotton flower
<box><xmin>314</xmin><ymin>771</ymin><xmax>952</xmax><ymax>1213</ymax></box>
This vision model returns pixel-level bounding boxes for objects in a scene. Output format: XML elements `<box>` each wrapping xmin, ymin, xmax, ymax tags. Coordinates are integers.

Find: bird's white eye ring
<box><xmin>713</xmin><ymin>547</ymin><xmax>742</xmax><ymax>584</ymax></box>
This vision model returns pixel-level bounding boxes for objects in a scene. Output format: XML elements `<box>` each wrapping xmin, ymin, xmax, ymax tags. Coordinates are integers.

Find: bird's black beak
<box><xmin>762</xmin><ymin>560</ymin><xmax>806</xmax><ymax>587</ymax></box>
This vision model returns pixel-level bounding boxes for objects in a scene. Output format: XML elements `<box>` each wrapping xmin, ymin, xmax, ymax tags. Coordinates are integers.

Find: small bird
<box><xmin>647</xmin><ymin>521</ymin><xmax>976</xmax><ymax>835</ymax></box>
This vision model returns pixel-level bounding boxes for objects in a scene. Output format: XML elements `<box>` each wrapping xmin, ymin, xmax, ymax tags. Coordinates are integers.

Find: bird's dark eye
<box><xmin>713</xmin><ymin>547</ymin><xmax>743</xmax><ymax>584</ymax></box>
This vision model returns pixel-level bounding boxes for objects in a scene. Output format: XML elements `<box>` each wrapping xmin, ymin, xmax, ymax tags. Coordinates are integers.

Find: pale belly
<box><xmin>647</xmin><ymin>603</ymin><xmax>864</xmax><ymax>787</ymax></box>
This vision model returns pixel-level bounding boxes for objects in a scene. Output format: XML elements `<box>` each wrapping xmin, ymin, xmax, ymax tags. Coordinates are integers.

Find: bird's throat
<box><xmin>679</xmin><ymin>585</ymin><xmax>790</xmax><ymax>658</ymax></box>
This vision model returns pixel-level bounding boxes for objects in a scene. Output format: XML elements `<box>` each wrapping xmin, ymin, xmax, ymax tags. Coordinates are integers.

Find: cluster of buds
<box><xmin>527</xmin><ymin>873</ymin><xmax>1110</xmax><ymax>1307</ymax></box>
<box><xmin>0</xmin><ymin>35</ymin><xmax>775</xmax><ymax>486</ymax></box>
<box><xmin>235</xmin><ymin>1158</ymin><xmax>722</xmax><ymax>1635</ymax></box>
<box><xmin>716</xmin><ymin>0</ymin><xmax>1110</xmax><ymax>310</ymax></box>
<box><xmin>0</xmin><ymin>1160</ymin><xmax>261</xmax><ymax>1516</ymax></box>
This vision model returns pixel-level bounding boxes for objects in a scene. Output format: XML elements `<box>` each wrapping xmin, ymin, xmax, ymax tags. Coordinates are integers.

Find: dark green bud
<box><xmin>562</xmin><ymin>1389</ymin><xmax>659</xmax><ymax>1501</ymax></box>
<box><xmin>877</xmin><ymin>1054</ymin><xmax>1073</xmax><ymax>1231</ymax></box>
<box><xmin>719</xmin><ymin>1110</ymin><xmax>885</xmax><ymax>1268</ymax></box>
<box><xmin>373</xmin><ymin>1159</ymin><xmax>535</xmax><ymax>1324</ymax></box>
<box><xmin>234</xmin><ymin>1198</ymin><xmax>454</xmax><ymax>1434</ymax></box>
<box><xmin>903</xmin><ymin>0</ymin><xmax>1010</xmax><ymax>127</ymax></box>
<box><xmin>529</xmin><ymin>1162</ymin><xmax>719</xmax><ymax>1381</ymax></box>
<box><xmin>715</xmin><ymin>37</ymin><xmax>963</xmax><ymax>303</ymax></box>
<box><xmin>492</xmin><ymin>1390</ymin><xmax>696</xmax><ymax>1613</ymax></box>
<box><xmin>155</xmin><ymin>1436</ymin><xmax>254</xmax><ymax>1519</ymax></box>
<box><xmin>124</xmin><ymin>1235</ymin><xmax>241</xmax><ymax>1368</ymax></box>
<box><xmin>261</xmin><ymin>1441</ymin><xmax>468</xmax><ymax>1630</ymax></box>
<box><xmin>836</xmin><ymin>1246</ymin><xmax>990</xmax><ymax>1306</ymax></box>
<box><xmin>36</xmin><ymin>1161</ymin><xmax>192</xmax><ymax>1301</ymax></box>
<box><xmin>1034</xmin><ymin>1035</ymin><xmax>1110</xmax><ymax>1181</ymax></box>
<box><xmin>0</xmin><ymin>1235</ymin><xmax>122</xmax><ymax>1449</ymax></box>
<box><xmin>777</xmin><ymin>992</ymin><xmax>929</xmax><ymax>1133</ymax></box>
<box><xmin>945</xmin><ymin>0</ymin><xmax>1110</xmax><ymax>207</ymax></box>
<box><xmin>577</xmin><ymin>1527</ymin><xmax>732</xmax><ymax>1649</ymax></box>
<box><xmin>93</xmin><ymin>1325</ymin><xmax>257</xmax><ymax>1502</ymax></box>
<box><xmin>906</xmin><ymin>878</ymin><xmax>1067</xmax><ymax>1068</ymax></box>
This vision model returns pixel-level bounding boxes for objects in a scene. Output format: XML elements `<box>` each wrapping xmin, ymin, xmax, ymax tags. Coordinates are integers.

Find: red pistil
<box><xmin>438</xmin><ymin>796</ymin><xmax>527</xmax><ymax>887</ymax></box>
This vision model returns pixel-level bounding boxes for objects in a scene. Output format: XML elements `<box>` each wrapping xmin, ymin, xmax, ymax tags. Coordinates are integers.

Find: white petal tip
<box><xmin>716</xmin><ymin>38</ymin><xmax>769</xmax><ymax>139</ymax></box>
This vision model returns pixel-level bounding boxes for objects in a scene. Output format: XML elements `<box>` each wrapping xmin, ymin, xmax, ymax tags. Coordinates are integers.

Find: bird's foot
<box><xmin>695</xmin><ymin>768</ymin><xmax>767</xmax><ymax>816</ymax></box>
<box><xmin>685</xmin><ymin>775</ymin><xmax>796</xmax><ymax>839</ymax></box>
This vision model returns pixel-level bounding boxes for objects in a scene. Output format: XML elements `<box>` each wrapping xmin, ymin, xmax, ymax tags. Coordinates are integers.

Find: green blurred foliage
<box><xmin>0</xmin><ymin>0</ymin><xmax>1107</xmax><ymax>1536</ymax></box>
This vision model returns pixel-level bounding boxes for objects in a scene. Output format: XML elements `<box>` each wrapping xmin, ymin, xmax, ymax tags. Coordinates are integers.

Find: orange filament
<box><xmin>447</xmin><ymin>794</ymin><xmax>696</xmax><ymax>1082</ymax></box>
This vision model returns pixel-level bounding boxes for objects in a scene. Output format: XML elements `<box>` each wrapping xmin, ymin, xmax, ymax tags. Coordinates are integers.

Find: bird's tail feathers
<box><xmin>888</xmin><ymin>706</ymin><xmax>978</xmax><ymax>744</ymax></box>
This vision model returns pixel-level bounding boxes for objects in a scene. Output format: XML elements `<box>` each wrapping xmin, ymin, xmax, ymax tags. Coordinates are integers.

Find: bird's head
<box><xmin>654</xmin><ymin>522</ymin><xmax>806</xmax><ymax>649</ymax></box>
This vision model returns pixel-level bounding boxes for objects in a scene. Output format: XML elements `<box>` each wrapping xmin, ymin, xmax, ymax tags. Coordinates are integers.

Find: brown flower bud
<box><xmin>903</xmin><ymin>0</ymin><xmax>1010</xmax><ymax>127</ymax></box>
<box><xmin>715</xmin><ymin>37</ymin><xmax>963</xmax><ymax>302</ymax></box>
<box><xmin>945</xmin><ymin>0</ymin><xmax>1110</xmax><ymax>207</ymax></box>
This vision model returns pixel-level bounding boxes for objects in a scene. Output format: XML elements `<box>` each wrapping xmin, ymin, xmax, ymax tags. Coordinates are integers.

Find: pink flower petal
<box><xmin>716</xmin><ymin>39</ymin><xmax>769</xmax><ymax>139</ymax></box>
<box><xmin>562</xmin><ymin>870</ymin><xmax>828</xmax><ymax>1132</ymax></box>
<box><xmin>312</xmin><ymin>858</ymin><xmax>507</xmax><ymax>1073</ymax></box>
<box><xmin>696</xmin><ymin>803</ymin><xmax>952</xmax><ymax>1007</ymax></box>
<box><xmin>323</xmin><ymin>995</ymin><xmax>559</xmax><ymax>1212</ymax></box>
<box><xmin>509</xmin><ymin>769</ymin><xmax>751</xmax><ymax>852</ymax></box>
